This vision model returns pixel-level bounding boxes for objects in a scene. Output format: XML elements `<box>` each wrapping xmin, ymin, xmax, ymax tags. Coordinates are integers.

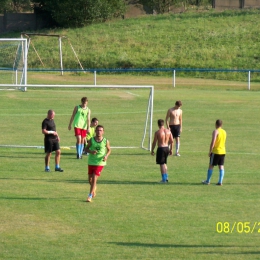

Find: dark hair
<box><xmin>91</xmin><ymin>117</ymin><xmax>98</xmax><ymax>123</ymax></box>
<box><xmin>81</xmin><ymin>97</ymin><xmax>88</xmax><ymax>103</ymax></box>
<box><xmin>216</xmin><ymin>119</ymin><xmax>223</xmax><ymax>127</ymax></box>
<box><xmin>96</xmin><ymin>125</ymin><xmax>104</xmax><ymax>130</ymax></box>
<box><xmin>175</xmin><ymin>100</ymin><xmax>182</xmax><ymax>107</ymax></box>
<box><xmin>158</xmin><ymin>119</ymin><xmax>164</xmax><ymax>126</ymax></box>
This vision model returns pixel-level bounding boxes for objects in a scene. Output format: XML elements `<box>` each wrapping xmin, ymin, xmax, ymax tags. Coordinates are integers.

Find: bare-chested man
<box><xmin>165</xmin><ymin>100</ymin><xmax>182</xmax><ymax>156</ymax></box>
<box><xmin>151</xmin><ymin>119</ymin><xmax>173</xmax><ymax>183</ymax></box>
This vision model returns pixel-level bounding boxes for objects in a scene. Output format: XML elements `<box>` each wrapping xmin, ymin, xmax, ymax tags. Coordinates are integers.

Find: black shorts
<box><xmin>44</xmin><ymin>138</ymin><xmax>60</xmax><ymax>153</ymax></box>
<box><xmin>156</xmin><ymin>147</ymin><xmax>169</xmax><ymax>165</ymax></box>
<box><xmin>209</xmin><ymin>153</ymin><xmax>225</xmax><ymax>166</ymax></box>
<box><xmin>169</xmin><ymin>125</ymin><xmax>181</xmax><ymax>138</ymax></box>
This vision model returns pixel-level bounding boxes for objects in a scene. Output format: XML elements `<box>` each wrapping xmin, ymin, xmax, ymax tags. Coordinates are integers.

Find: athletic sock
<box><xmin>207</xmin><ymin>169</ymin><xmax>213</xmax><ymax>183</ymax></box>
<box><xmin>76</xmin><ymin>144</ymin><xmax>80</xmax><ymax>156</ymax></box>
<box><xmin>162</xmin><ymin>173</ymin><xmax>167</xmax><ymax>182</ymax></box>
<box><xmin>176</xmin><ymin>143</ymin><xmax>180</xmax><ymax>154</ymax></box>
<box><xmin>218</xmin><ymin>169</ymin><xmax>224</xmax><ymax>184</ymax></box>
<box><xmin>55</xmin><ymin>164</ymin><xmax>60</xmax><ymax>169</ymax></box>
<box><xmin>80</xmin><ymin>143</ymin><xmax>84</xmax><ymax>156</ymax></box>
<box><xmin>45</xmin><ymin>166</ymin><xmax>50</xmax><ymax>170</ymax></box>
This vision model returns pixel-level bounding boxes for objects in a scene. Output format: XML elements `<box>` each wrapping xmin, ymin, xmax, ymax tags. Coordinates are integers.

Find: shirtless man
<box><xmin>165</xmin><ymin>100</ymin><xmax>182</xmax><ymax>156</ymax></box>
<box><xmin>151</xmin><ymin>119</ymin><xmax>174</xmax><ymax>183</ymax></box>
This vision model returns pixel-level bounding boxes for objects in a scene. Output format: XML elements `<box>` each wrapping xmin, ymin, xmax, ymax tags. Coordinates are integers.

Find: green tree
<box><xmin>33</xmin><ymin>0</ymin><xmax>126</xmax><ymax>27</ymax></box>
<box><xmin>0</xmin><ymin>0</ymin><xmax>32</xmax><ymax>13</ymax></box>
<box><xmin>137</xmin><ymin>0</ymin><xmax>211</xmax><ymax>14</ymax></box>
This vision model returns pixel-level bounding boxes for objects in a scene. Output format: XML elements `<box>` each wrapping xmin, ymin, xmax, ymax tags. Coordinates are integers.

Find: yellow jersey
<box><xmin>212</xmin><ymin>128</ymin><xmax>226</xmax><ymax>155</ymax></box>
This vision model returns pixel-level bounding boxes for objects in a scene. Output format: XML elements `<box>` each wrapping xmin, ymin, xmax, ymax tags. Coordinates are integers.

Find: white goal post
<box><xmin>0</xmin><ymin>38</ymin><xmax>28</xmax><ymax>91</ymax></box>
<box><xmin>0</xmin><ymin>84</ymin><xmax>154</xmax><ymax>151</ymax></box>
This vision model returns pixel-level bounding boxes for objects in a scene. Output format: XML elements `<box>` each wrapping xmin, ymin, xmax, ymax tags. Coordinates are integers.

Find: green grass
<box><xmin>0</xmin><ymin>82</ymin><xmax>260</xmax><ymax>259</ymax></box>
<box><xmin>2</xmin><ymin>9</ymin><xmax>260</xmax><ymax>81</ymax></box>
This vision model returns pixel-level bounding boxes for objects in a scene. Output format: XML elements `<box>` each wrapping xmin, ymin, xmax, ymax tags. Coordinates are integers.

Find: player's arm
<box><xmin>103</xmin><ymin>140</ymin><xmax>111</xmax><ymax>162</ymax></box>
<box><xmin>87</xmin><ymin>109</ymin><xmax>91</xmax><ymax>132</ymax></box>
<box><xmin>169</xmin><ymin>132</ymin><xmax>174</xmax><ymax>155</ymax></box>
<box><xmin>208</xmin><ymin>129</ymin><xmax>218</xmax><ymax>156</ymax></box>
<box><xmin>151</xmin><ymin>132</ymin><xmax>157</xmax><ymax>155</ymax></box>
<box><xmin>179</xmin><ymin>110</ymin><xmax>182</xmax><ymax>132</ymax></box>
<box><xmin>68</xmin><ymin>106</ymin><xmax>77</xmax><ymax>130</ymax></box>
<box><xmin>165</xmin><ymin>110</ymin><xmax>170</xmax><ymax>129</ymax></box>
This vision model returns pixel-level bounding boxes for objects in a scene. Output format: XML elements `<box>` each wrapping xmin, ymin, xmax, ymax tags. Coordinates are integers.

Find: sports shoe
<box><xmin>86</xmin><ymin>194</ymin><xmax>92</xmax><ymax>202</ymax></box>
<box><xmin>202</xmin><ymin>180</ymin><xmax>210</xmax><ymax>185</ymax></box>
<box><xmin>216</xmin><ymin>183</ymin><xmax>223</xmax><ymax>186</ymax></box>
<box><xmin>176</xmin><ymin>153</ymin><xmax>181</xmax><ymax>156</ymax></box>
<box><xmin>45</xmin><ymin>169</ymin><xmax>50</xmax><ymax>172</ymax></box>
<box><xmin>55</xmin><ymin>168</ymin><xmax>64</xmax><ymax>172</ymax></box>
<box><xmin>159</xmin><ymin>180</ymin><xmax>167</xmax><ymax>184</ymax></box>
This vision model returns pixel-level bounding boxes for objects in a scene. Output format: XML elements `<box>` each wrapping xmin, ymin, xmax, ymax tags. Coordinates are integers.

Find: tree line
<box><xmin>0</xmin><ymin>0</ymin><xmax>212</xmax><ymax>27</ymax></box>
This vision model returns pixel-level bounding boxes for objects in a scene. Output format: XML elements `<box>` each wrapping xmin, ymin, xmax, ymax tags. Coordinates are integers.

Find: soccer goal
<box><xmin>0</xmin><ymin>38</ymin><xmax>28</xmax><ymax>91</ymax></box>
<box><xmin>0</xmin><ymin>84</ymin><xmax>154</xmax><ymax>151</ymax></box>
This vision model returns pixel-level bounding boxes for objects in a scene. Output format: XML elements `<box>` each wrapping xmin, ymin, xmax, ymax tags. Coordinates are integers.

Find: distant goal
<box><xmin>0</xmin><ymin>38</ymin><xmax>28</xmax><ymax>91</ymax></box>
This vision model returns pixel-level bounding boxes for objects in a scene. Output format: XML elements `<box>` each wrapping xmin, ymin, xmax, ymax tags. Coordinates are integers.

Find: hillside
<box><xmin>3</xmin><ymin>9</ymin><xmax>260</xmax><ymax>81</ymax></box>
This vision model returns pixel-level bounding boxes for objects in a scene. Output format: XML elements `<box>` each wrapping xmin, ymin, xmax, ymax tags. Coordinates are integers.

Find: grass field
<box><xmin>0</xmin><ymin>79</ymin><xmax>260</xmax><ymax>259</ymax></box>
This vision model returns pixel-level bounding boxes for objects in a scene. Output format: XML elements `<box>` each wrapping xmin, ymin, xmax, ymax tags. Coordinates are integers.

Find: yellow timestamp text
<box><xmin>216</xmin><ymin>222</ymin><xmax>260</xmax><ymax>234</ymax></box>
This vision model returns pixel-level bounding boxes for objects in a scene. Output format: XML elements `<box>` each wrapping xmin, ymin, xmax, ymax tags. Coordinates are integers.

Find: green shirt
<box><xmin>86</xmin><ymin>126</ymin><xmax>95</xmax><ymax>141</ymax></box>
<box><xmin>73</xmin><ymin>105</ymin><xmax>89</xmax><ymax>130</ymax></box>
<box><xmin>88</xmin><ymin>137</ymin><xmax>107</xmax><ymax>166</ymax></box>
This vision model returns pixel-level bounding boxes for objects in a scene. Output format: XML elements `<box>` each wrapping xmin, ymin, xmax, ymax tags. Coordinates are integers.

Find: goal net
<box><xmin>0</xmin><ymin>38</ymin><xmax>28</xmax><ymax>90</ymax></box>
<box><xmin>0</xmin><ymin>84</ymin><xmax>154</xmax><ymax>151</ymax></box>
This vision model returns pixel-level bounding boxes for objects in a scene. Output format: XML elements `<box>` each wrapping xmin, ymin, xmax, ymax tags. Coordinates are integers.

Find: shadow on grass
<box><xmin>0</xmin><ymin>177</ymin><xmax>258</xmax><ymax>186</ymax></box>
<box><xmin>108</xmin><ymin>241</ymin><xmax>255</xmax><ymax>248</ymax></box>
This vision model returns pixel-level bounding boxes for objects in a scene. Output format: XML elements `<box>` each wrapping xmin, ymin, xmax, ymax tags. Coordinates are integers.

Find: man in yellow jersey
<box><xmin>202</xmin><ymin>119</ymin><xmax>226</xmax><ymax>186</ymax></box>
<box><xmin>85</xmin><ymin>125</ymin><xmax>111</xmax><ymax>202</ymax></box>
<box><xmin>68</xmin><ymin>97</ymin><xmax>91</xmax><ymax>159</ymax></box>
<box><xmin>165</xmin><ymin>100</ymin><xmax>182</xmax><ymax>156</ymax></box>
<box><xmin>83</xmin><ymin>117</ymin><xmax>99</xmax><ymax>155</ymax></box>
<box><xmin>151</xmin><ymin>119</ymin><xmax>173</xmax><ymax>183</ymax></box>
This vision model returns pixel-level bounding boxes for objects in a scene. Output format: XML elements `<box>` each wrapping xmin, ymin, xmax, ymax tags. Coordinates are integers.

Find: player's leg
<box><xmin>202</xmin><ymin>154</ymin><xmax>215</xmax><ymax>184</ymax></box>
<box><xmin>175</xmin><ymin>136</ymin><xmax>180</xmax><ymax>156</ymax></box>
<box><xmin>54</xmin><ymin>149</ymin><xmax>63</xmax><ymax>172</ymax></box>
<box><xmin>44</xmin><ymin>140</ymin><xmax>52</xmax><ymax>172</ymax></box>
<box><xmin>45</xmin><ymin>153</ymin><xmax>51</xmax><ymax>172</ymax></box>
<box><xmin>217</xmin><ymin>155</ymin><xmax>225</xmax><ymax>185</ymax></box>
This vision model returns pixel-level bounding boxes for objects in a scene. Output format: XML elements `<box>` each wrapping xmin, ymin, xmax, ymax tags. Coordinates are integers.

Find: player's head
<box><xmin>175</xmin><ymin>100</ymin><xmax>182</xmax><ymax>107</ymax></box>
<box><xmin>81</xmin><ymin>97</ymin><xmax>88</xmax><ymax>105</ymax></box>
<box><xmin>95</xmin><ymin>125</ymin><xmax>104</xmax><ymax>136</ymax></box>
<box><xmin>215</xmin><ymin>119</ymin><xmax>223</xmax><ymax>128</ymax></box>
<box><xmin>158</xmin><ymin>119</ymin><xmax>164</xmax><ymax>127</ymax></box>
<box><xmin>47</xmin><ymin>110</ymin><xmax>55</xmax><ymax>119</ymax></box>
<box><xmin>91</xmin><ymin>117</ymin><xmax>99</xmax><ymax>126</ymax></box>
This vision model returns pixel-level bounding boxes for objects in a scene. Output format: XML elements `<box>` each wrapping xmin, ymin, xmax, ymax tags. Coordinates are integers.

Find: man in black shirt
<box><xmin>42</xmin><ymin>110</ymin><xmax>64</xmax><ymax>172</ymax></box>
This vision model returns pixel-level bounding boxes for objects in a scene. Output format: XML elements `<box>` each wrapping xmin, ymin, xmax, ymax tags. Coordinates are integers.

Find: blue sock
<box><xmin>218</xmin><ymin>169</ymin><xmax>224</xmax><ymax>184</ymax></box>
<box><xmin>55</xmin><ymin>164</ymin><xmax>59</xmax><ymax>169</ymax></box>
<box><xmin>76</xmin><ymin>144</ymin><xmax>80</xmax><ymax>156</ymax></box>
<box><xmin>162</xmin><ymin>173</ymin><xmax>167</xmax><ymax>182</ymax></box>
<box><xmin>207</xmin><ymin>169</ymin><xmax>213</xmax><ymax>183</ymax></box>
<box><xmin>80</xmin><ymin>144</ymin><xmax>84</xmax><ymax>156</ymax></box>
<box><xmin>46</xmin><ymin>166</ymin><xmax>50</xmax><ymax>170</ymax></box>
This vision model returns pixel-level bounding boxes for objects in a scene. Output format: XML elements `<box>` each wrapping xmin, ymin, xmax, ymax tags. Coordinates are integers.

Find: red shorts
<box><xmin>74</xmin><ymin>127</ymin><xmax>87</xmax><ymax>138</ymax></box>
<box><xmin>88</xmin><ymin>165</ymin><xmax>104</xmax><ymax>176</ymax></box>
